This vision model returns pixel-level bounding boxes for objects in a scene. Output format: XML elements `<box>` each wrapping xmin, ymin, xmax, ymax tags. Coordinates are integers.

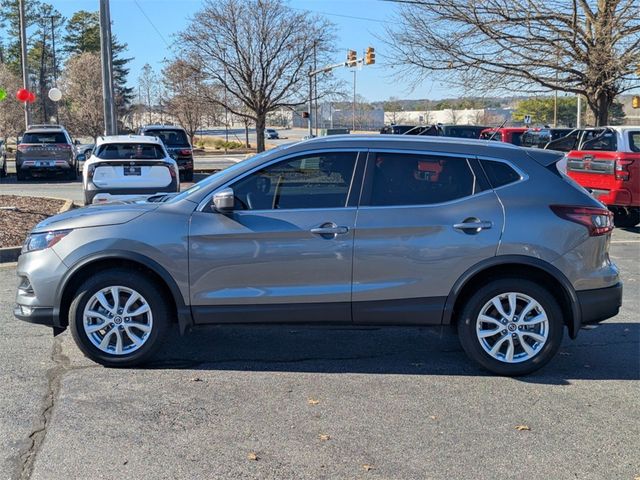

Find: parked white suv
<box><xmin>81</xmin><ymin>135</ymin><xmax>179</xmax><ymax>205</ymax></box>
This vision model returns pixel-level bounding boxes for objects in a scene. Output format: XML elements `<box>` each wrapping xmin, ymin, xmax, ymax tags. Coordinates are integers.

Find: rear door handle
<box><xmin>310</xmin><ymin>226</ymin><xmax>349</xmax><ymax>235</ymax></box>
<box><xmin>453</xmin><ymin>218</ymin><xmax>493</xmax><ymax>233</ymax></box>
<box><xmin>310</xmin><ymin>222</ymin><xmax>349</xmax><ymax>238</ymax></box>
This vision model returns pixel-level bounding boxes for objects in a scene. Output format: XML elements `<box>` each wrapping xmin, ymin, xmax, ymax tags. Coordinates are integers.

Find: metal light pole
<box><xmin>352</xmin><ymin>70</ymin><xmax>356</xmax><ymax>132</ymax></box>
<box><xmin>577</xmin><ymin>95</ymin><xmax>582</xmax><ymax>128</ymax></box>
<box><xmin>99</xmin><ymin>0</ymin><xmax>117</xmax><ymax>135</ymax></box>
<box><xmin>308</xmin><ymin>68</ymin><xmax>313</xmax><ymax>137</ymax></box>
<box><xmin>18</xmin><ymin>0</ymin><xmax>31</xmax><ymax>129</ymax></box>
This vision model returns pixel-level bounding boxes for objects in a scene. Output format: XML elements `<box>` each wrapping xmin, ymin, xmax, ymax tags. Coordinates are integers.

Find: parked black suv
<box><xmin>522</xmin><ymin>128</ymin><xmax>574</xmax><ymax>149</ymax></box>
<box><xmin>138</xmin><ymin>125</ymin><xmax>194</xmax><ymax>181</ymax></box>
<box><xmin>16</xmin><ymin>125</ymin><xmax>78</xmax><ymax>181</ymax></box>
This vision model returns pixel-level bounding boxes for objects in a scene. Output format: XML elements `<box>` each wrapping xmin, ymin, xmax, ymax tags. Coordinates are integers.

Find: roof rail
<box><xmin>27</xmin><ymin>124</ymin><xmax>65</xmax><ymax>130</ymax></box>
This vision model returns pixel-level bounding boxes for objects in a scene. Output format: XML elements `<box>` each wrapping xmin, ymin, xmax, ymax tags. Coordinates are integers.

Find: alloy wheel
<box><xmin>476</xmin><ymin>292</ymin><xmax>549</xmax><ymax>363</ymax></box>
<box><xmin>82</xmin><ymin>286</ymin><xmax>153</xmax><ymax>355</ymax></box>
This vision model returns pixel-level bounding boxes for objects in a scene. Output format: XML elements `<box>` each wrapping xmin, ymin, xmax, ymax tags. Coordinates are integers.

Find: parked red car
<box><xmin>564</xmin><ymin>126</ymin><xmax>640</xmax><ymax>227</ymax></box>
<box><xmin>479</xmin><ymin>127</ymin><xmax>528</xmax><ymax>146</ymax></box>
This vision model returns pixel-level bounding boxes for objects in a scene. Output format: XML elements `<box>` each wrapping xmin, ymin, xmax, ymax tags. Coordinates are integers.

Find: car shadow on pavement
<box><xmin>147</xmin><ymin>322</ymin><xmax>639</xmax><ymax>384</ymax></box>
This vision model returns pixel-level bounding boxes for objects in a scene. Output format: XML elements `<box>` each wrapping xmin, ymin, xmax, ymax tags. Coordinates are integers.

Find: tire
<box><xmin>184</xmin><ymin>169</ymin><xmax>194</xmax><ymax>182</ymax></box>
<box><xmin>613</xmin><ymin>208</ymin><xmax>640</xmax><ymax>228</ymax></box>
<box><xmin>0</xmin><ymin>159</ymin><xmax>6</xmax><ymax>178</ymax></box>
<box><xmin>69</xmin><ymin>269</ymin><xmax>170</xmax><ymax>367</ymax></box>
<box><xmin>457</xmin><ymin>278</ymin><xmax>564</xmax><ymax>376</ymax></box>
<box><xmin>16</xmin><ymin>168</ymin><xmax>27</xmax><ymax>181</ymax></box>
<box><xmin>66</xmin><ymin>166</ymin><xmax>78</xmax><ymax>181</ymax></box>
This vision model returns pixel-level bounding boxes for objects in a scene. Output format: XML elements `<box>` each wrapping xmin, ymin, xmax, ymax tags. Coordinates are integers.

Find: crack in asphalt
<box><xmin>17</xmin><ymin>336</ymin><xmax>69</xmax><ymax>480</ymax></box>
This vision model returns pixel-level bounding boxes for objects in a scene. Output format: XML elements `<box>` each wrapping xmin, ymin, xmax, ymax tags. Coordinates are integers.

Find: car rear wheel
<box><xmin>16</xmin><ymin>169</ymin><xmax>27</xmax><ymax>181</ymax></box>
<box><xmin>457</xmin><ymin>278</ymin><xmax>563</xmax><ymax>376</ymax></box>
<box><xmin>184</xmin><ymin>169</ymin><xmax>194</xmax><ymax>182</ymax></box>
<box><xmin>69</xmin><ymin>269</ymin><xmax>169</xmax><ymax>367</ymax></box>
<box><xmin>0</xmin><ymin>159</ymin><xmax>6</xmax><ymax>177</ymax></box>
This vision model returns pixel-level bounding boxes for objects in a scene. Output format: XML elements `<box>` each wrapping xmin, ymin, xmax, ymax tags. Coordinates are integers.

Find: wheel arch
<box><xmin>443</xmin><ymin>255</ymin><xmax>582</xmax><ymax>338</ymax></box>
<box><xmin>55</xmin><ymin>251</ymin><xmax>193</xmax><ymax>334</ymax></box>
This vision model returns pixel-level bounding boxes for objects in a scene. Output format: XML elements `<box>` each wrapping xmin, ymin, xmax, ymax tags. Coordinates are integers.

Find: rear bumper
<box><xmin>576</xmin><ymin>282</ymin><xmax>623</xmax><ymax>326</ymax></box>
<box><xmin>85</xmin><ymin>179</ymin><xmax>179</xmax><ymax>204</ymax></box>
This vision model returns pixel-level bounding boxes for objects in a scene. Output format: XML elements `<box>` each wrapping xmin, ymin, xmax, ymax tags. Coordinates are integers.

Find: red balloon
<box><xmin>26</xmin><ymin>91</ymin><xmax>36</xmax><ymax>103</ymax></box>
<box><xmin>16</xmin><ymin>88</ymin><xmax>29</xmax><ymax>102</ymax></box>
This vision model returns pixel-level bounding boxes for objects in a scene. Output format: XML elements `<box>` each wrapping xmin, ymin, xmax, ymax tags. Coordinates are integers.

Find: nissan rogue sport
<box><xmin>14</xmin><ymin>135</ymin><xmax>622</xmax><ymax>375</ymax></box>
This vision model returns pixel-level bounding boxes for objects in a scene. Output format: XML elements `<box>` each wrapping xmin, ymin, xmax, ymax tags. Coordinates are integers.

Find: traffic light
<box><xmin>346</xmin><ymin>49</ymin><xmax>357</xmax><ymax>67</ymax></box>
<box><xmin>632</xmin><ymin>96</ymin><xmax>640</xmax><ymax>109</ymax></box>
<box><xmin>365</xmin><ymin>46</ymin><xmax>375</xmax><ymax>65</ymax></box>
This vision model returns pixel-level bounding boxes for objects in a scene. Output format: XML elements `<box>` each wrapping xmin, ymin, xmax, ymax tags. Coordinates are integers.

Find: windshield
<box><xmin>96</xmin><ymin>143</ymin><xmax>166</xmax><ymax>160</ymax></box>
<box><xmin>144</xmin><ymin>129</ymin><xmax>189</xmax><ymax>147</ymax></box>
<box><xmin>22</xmin><ymin>132</ymin><xmax>67</xmax><ymax>144</ymax></box>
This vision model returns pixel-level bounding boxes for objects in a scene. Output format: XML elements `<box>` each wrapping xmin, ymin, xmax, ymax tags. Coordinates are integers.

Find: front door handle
<box><xmin>310</xmin><ymin>222</ymin><xmax>349</xmax><ymax>238</ymax></box>
<box><xmin>453</xmin><ymin>217</ymin><xmax>493</xmax><ymax>234</ymax></box>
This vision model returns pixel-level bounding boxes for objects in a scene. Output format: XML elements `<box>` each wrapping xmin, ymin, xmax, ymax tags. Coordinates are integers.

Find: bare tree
<box><xmin>162</xmin><ymin>58</ymin><xmax>209</xmax><ymax>144</ymax></box>
<box><xmin>138</xmin><ymin>63</ymin><xmax>158</xmax><ymax>125</ymax></box>
<box><xmin>58</xmin><ymin>52</ymin><xmax>103</xmax><ymax>138</ymax></box>
<box><xmin>385</xmin><ymin>0</ymin><xmax>640</xmax><ymax>126</ymax></box>
<box><xmin>178</xmin><ymin>0</ymin><xmax>335</xmax><ymax>152</ymax></box>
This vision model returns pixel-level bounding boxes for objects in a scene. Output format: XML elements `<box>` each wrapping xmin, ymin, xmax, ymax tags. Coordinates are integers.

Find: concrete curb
<box><xmin>0</xmin><ymin>196</ymin><xmax>75</xmax><ymax>264</ymax></box>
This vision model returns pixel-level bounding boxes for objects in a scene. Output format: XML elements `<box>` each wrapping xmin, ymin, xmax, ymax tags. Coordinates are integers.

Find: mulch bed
<box><xmin>0</xmin><ymin>195</ymin><xmax>66</xmax><ymax>248</ymax></box>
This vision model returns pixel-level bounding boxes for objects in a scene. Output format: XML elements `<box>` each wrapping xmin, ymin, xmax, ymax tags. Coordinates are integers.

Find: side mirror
<box><xmin>76</xmin><ymin>154</ymin><xmax>86</xmax><ymax>162</ymax></box>
<box><xmin>74</xmin><ymin>139</ymin><xmax>80</xmax><ymax>145</ymax></box>
<box><xmin>213</xmin><ymin>187</ymin><xmax>235</xmax><ymax>213</ymax></box>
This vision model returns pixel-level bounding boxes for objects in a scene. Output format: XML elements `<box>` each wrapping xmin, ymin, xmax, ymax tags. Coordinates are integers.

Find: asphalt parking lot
<box><xmin>0</xmin><ymin>226</ymin><xmax>638</xmax><ymax>480</ymax></box>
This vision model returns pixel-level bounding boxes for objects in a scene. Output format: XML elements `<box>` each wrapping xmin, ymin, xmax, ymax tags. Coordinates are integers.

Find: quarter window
<box><xmin>481</xmin><ymin>160</ymin><xmax>522</xmax><ymax>188</ymax></box>
<box><xmin>628</xmin><ymin>132</ymin><xmax>640</xmax><ymax>153</ymax></box>
<box><xmin>367</xmin><ymin>153</ymin><xmax>478</xmax><ymax>206</ymax></box>
<box><xmin>231</xmin><ymin>151</ymin><xmax>358</xmax><ymax>210</ymax></box>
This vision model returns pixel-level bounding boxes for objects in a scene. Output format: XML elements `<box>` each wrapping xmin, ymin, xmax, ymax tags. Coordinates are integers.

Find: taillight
<box><xmin>179</xmin><ymin>149</ymin><xmax>192</xmax><ymax>156</ymax></box>
<box><xmin>87</xmin><ymin>164</ymin><xmax>96</xmax><ymax>178</ymax></box>
<box><xmin>167</xmin><ymin>164</ymin><xmax>176</xmax><ymax>178</ymax></box>
<box><xmin>550</xmin><ymin>205</ymin><xmax>614</xmax><ymax>236</ymax></box>
<box><xmin>615</xmin><ymin>158</ymin><xmax>633</xmax><ymax>181</ymax></box>
<box><xmin>56</xmin><ymin>143</ymin><xmax>71</xmax><ymax>150</ymax></box>
<box><xmin>17</xmin><ymin>144</ymin><xmax>28</xmax><ymax>152</ymax></box>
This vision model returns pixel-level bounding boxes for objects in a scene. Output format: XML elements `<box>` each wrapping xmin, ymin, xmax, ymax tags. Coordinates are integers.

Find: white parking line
<box><xmin>611</xmin><ymin>240</ymin><xmax>640</xmax><ymax>243</ymax></box>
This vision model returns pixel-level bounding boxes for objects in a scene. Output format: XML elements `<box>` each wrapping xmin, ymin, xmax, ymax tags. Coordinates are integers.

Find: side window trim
<box><xmin>359</xmin><ymin>148</ymin><xmax>483</xmax><ymax>208</ymax></box>
<box><xmin>198</xmin><ymin>148</ymin><xmax>365</xmax><ymax>212</ymax></box>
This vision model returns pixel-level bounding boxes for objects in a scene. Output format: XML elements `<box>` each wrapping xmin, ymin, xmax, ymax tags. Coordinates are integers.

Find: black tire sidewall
<box><xmin>69</xmin><ymin>269</ymin><xmax>169</xmax><ymax>367</ymax></box>
<box><xmin>458</xmin><ymin>279</ymin><xmax>564</xmax><ymax>376</ymax></box>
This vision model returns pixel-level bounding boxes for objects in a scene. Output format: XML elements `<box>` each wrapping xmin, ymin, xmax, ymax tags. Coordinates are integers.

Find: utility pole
<box><xmin>50</xmin><ymin>15</ymin><xmax>59</xmax><ymax>124</ymax></box>
<box><xmin>99</xmin><ymin>0</ymin><xmax>117</xmax><ymax>135</ymax></box>
<box><xmin>18</xmin><ymin>0</ymin><xmax>30</xmax><ymax>129</ymax></box>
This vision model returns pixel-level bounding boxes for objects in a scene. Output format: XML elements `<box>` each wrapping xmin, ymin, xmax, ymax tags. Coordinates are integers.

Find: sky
<box><xmin>49</xmin><ymin>0</ymin><xmax>457</xmax><ymax>102</ymax></box>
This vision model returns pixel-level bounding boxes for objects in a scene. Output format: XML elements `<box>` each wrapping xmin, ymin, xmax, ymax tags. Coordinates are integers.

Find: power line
<box><xmin>133</xmin><ymin>0</ymin><xmax>172</xmax><ymax>49</ymax></box>
<box><xmin>290</xmin><ymin>6</ymin><xmax>390</xmax><ymax>24</ymax></box>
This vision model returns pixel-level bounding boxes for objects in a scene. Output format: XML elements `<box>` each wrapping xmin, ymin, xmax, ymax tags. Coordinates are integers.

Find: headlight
<box><xmin>22</xmin><ymin>229</ymin><xmax>72</xmax><ymax>253</ymax></box>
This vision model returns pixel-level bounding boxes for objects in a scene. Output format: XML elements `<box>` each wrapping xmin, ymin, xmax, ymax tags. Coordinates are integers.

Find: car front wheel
<box><xmin>457</xmin><ymin>279</ymin><xmax>563</xmax><ymax>376</ymax></box>
<box><xmin>69</xmin><ymin>269</ymin><xmax>169</xmax><ymax>367</ymax></box>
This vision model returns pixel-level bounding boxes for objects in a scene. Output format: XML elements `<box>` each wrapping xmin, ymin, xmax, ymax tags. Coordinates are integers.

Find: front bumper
<box><xmin>576</xmin><ymin>282</ymin><xmax>623</xmax><ymax>326</ymax></box>
<box><xmin>13</xmin><ymin>305</ymin><xmax>56</xmax><ymax>326</ymax></box>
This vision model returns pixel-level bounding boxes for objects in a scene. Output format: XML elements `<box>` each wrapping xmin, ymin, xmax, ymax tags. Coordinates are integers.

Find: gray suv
<box><xmin>14</xmin><ymin>135</ymin><xmax>622</xmax><ymax>375</ymax></box>
<box><xmin>16</xmin><ymin>124</ymin><xmax>77</xmax><ymax>180</ymax></box>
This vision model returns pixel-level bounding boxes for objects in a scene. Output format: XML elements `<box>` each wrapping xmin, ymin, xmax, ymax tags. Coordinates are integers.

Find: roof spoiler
<box><xmin>524</xmin><ymin>148</ymin><xmax>565</xmax><ymax>167</ymax></box>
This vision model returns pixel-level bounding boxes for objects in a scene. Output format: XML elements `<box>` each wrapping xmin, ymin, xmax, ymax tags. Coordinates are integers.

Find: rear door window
<box><xmin>365</xmin><ymin>152</ymin><xmax>479</xmax><ymax>206</ymax></box>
